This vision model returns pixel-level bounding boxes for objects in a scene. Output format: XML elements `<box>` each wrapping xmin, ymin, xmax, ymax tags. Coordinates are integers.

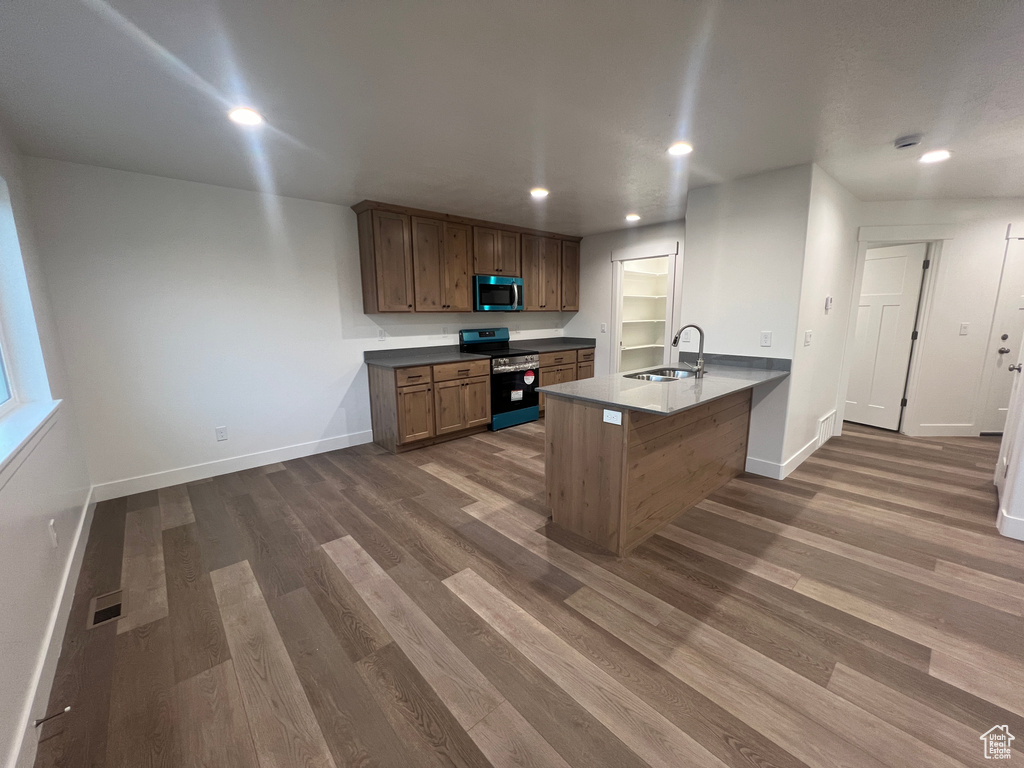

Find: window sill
<box><xmin>0</xmin><ymin>399</ymin><xmax>61</xmax><ymax>483</ymax></box>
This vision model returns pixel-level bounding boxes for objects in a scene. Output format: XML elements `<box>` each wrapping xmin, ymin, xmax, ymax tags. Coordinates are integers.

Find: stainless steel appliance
<box><xmin>459</xmin><ymin>327</ymin><xmax>539</xmax><ymax>430</ymax></box>
<box><xmin>473</xmin><ymin>276</ymin><xmax>524</xmax><ymax>312</ymax></box>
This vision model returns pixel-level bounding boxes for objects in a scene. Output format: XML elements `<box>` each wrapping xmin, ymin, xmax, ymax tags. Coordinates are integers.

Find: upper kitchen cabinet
<box><xmin>357</xmin><ymin>208</ymin><xmax>414</xmax><ymax>312</ymax></box>
<box><xmin>411</xmin><ymin>217</ymin><xmax>472</xmax><ymax>312</ymax></box>
<box><xmin>522</xmin><ymin>235</ymin><xmax>561</xmax><ymax>311</ymax></box>
<box><xmin>353</xmin><ymin>201</ymin><xmax>579</xmax><ymax>315</ymax></box>
<box><xmin>473</xmin><ymin>227</ymin><xmax>521</xmax><ymax>276</ymax></box>
<box><xmin>561</xmin><ymin>241</ymin><xmax>580</xmax><ymax>311</ymax></box>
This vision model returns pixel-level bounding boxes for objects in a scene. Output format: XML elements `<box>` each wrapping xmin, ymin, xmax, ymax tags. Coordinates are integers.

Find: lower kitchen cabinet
<box><xmin>538</xmin><ymin>347</ymin><xmax>594</xmax><ymax>412</ymax></box>
<box><xmin>577</xmin><ymin>361</ymin><xmax>594</xmax><ymax>379</ymax></box>
<box><xmin>368</xmin><ymin>360</ymin><xmax>491</xmax><ymax>452</ymax></box>
<box><xmin>435</xmin><ymin>376</ymin><xmax>491</xmax><ymax>435</ymax></box>
<box><xmin>397</xmin><ymin>382</ymin><xmax>434</xmax><ymax>444</ymax></box>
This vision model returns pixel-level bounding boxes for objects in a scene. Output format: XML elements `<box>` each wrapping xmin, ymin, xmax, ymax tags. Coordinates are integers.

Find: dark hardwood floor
<box><xmin>34</xmin><ymin>420</ymin><xmax>1023</xmax><ymax>767</ymax></box>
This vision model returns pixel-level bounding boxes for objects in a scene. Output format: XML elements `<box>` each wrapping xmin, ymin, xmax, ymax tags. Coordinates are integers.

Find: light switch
<box><xmin>600</xmin><ymin>323</ymin><xmax>607</xmax><ymax>333</ymax></box>
<box><xmin>804</xmin><ymin>330</ymin><xmax>812</xmax><ymax>346</ymax></box>
<box><xmin>603</xmin><ymin>409</ymin><xmax>622</xmax><ymax>425</ymax></box>
<box><xmin>959</xmin><ymin>322</ymin><xmax>969</xmax><ymax>336</ymax></box>
<box><xmin>760</xmin><ymin>331</ymin><xmax>772</xmax><ymax>347</ymax></box>
<box><xmin>681</xmin><ymin>328</ymin><xmax>692</xmax><ymax>343</ymax></box>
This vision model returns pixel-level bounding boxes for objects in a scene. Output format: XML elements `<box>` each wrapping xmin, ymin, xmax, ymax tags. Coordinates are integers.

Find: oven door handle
<box><xmin>511</xmin><ymin>282</ymin><xmax>519</xmax><ymax>311</ymax></box>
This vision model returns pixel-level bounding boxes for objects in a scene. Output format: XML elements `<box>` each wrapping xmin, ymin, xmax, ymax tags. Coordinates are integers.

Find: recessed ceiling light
<box><xmin>228</xmin><ymin>107</ymin><xmax>264</xmax><ymax>126</ymax></box>
<box><xmin>530</xmin><ymin>188</ymin><xmax>549</xmax><ymax>199</ymax></box>
<box><xmin>625</xmin><ymin>213</ymin><xmax>641</xmax><ymax>222</ymax></box>
<box><xmin>919</xmin><ymin>149</ymin><xmax>951</xmax><ymax>164</ymax></box>
<box><xmin>668</xmin><ymin>141</ymin><xmax>693</xmax><ymax>156</ymax></box>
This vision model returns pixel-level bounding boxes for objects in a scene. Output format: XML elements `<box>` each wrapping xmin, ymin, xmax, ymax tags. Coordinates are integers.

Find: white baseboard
<box><xmin>997</xmin><ymin>505</ymin><xmax>1024</xmax><ymax>542</ymax></box>
<box><xmin>12</xmin><ymin>490</ymin><xmax>95</xmax><ymax>768</ymax></box>
<box><xmin>745</xmin><ymin>435</ymin><xmax>818</xmax><ymax>481</ymax></box>
<box><xmin>91</xmin><ymin>430</ymin><xmax>374</xmax><ymax>502</ymax></box>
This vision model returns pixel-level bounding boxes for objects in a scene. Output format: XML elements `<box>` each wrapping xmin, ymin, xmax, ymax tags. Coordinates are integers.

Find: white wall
<box><xmin>0</xmin><ymin>125</ymin><xmax>91</xmax><ymax>768</ymax></box>
<box><xmin>565</xmin><ymin>220</ymin><xmax>686</xmax><ymax>376</ymax></box>
<box><xmin>783</xmin><ymin>165</ymin><xmax>861</xmax><ymax>461</ymax></box>
<box><xmin>857</xmin><ymin>199</ymin><xmax>1024</xmax><ymax>436</ymax></box>
<box><xmin>25</xmin><ymin>159</ymin><xmax>572</xmax><ymax>497</ymax></box>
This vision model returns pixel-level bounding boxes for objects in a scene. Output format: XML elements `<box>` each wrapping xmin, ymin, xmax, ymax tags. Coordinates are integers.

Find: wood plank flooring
<box><xmin>34</xmin><ymin>420</ymin><xmax>1024</xmax><ymax>767</ymax></box>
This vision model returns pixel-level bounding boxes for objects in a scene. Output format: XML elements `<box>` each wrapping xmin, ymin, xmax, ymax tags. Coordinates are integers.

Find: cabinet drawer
<box><xmin>433</xmin><ymin>359</ymin><xmax>490</xmax><ymax>382</ymax></box>
<box><xmin>540</xmin><ymin>350</ymin><xmax>577</xmax><ymax>367</ymax></box>
<box><xmin>396</xmin><ymin>366</ymin><xmax>432</xmax><ymax>387</ymax></box>
<box><xmin>578</xmin><ymin>348</ymin><xmax>594</xmax><ymax>363</ymax></box>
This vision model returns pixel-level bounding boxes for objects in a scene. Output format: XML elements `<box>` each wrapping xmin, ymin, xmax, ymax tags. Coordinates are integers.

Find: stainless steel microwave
<box><xmin>474</xmin><ymin>275</ymin><xmax>524</xmax><ymax>311</ymax></box>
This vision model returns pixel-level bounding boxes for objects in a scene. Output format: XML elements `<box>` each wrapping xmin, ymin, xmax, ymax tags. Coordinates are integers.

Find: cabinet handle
<box><xmin>408</xmin><ymin>304</ymin><xmax>412</xmax><ymax>308</ymax></box>
<box><xmin>407</xmin><ymin>374</ymin><xmax>422</xmax><ymax>379</ymax></box>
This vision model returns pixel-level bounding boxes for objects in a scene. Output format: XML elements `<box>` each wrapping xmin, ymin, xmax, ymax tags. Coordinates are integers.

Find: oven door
<box><xmin>491</xmin><ymin>367</ymin><xmax>539</xmax><ymax>414</ymax></box>
<box><xmin>474</xmin><ymin>276</ymin><xmax>523</xmax><ymax>311</ymax></box>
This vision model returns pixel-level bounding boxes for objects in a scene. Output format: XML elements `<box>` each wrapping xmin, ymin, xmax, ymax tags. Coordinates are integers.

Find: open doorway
<box><xmin>610</xmin><ymin>254</ymin><xmax>681</xmax><ymax>372</ymax></box>
<box><xmin>844</xmin><ymin>242</ymin><xmax>930</xmax><ymax>431</ymax></box>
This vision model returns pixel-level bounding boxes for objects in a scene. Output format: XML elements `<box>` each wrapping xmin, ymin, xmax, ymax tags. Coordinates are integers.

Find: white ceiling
<box><xmin>1</xmin><ymin>0</ymin><xmax>1023</xmax><ymax>235</ymax></box>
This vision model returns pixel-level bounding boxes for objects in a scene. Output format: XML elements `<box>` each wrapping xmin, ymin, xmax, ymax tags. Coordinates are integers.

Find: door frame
<box><xmin>837</xmin><ymin>225</ymin><xmax>953</xmax><ymax>436</ymax></box>
<box><xmin>609</xmin><ymin>244</ymin><xmax>681</xmax><ymax>373</ymax></box>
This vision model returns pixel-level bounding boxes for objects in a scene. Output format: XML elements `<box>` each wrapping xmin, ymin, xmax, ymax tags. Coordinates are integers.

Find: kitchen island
<box><xmin>539</xmin><ymin>363</ymin><xmax>787</xmax><ymax>556</ymax></box>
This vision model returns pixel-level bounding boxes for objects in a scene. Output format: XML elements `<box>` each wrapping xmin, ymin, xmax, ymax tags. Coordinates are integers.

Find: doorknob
<box><xmin>999</xmin><ymin>347</ymin><xmax>1012</xmax><ymax>354</ymax></box>
<box><xmin>1011</xmin><ymin>364</ymin><xmax>1022</xmax><ymax>373</ymax></box>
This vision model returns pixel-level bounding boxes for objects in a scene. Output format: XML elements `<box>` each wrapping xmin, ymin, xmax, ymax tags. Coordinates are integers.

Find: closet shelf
<box><xmin>621</xmin><ymin>344</ymin><xmax>665</xmax><ymax>351</ymax></box>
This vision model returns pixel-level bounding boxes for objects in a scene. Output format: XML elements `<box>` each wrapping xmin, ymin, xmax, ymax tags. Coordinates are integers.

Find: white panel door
<box><xmin>996</xmin><ymin>334</ymin><xmax>1024</xmax><ymax>493</ymax></box>
<box><xmin>981</xmin><ymin>239</ymin><xmax>1024</xmax><ymax>433</ymax></box>
<box><xmin>845</xmin><ymin>243</ymin><xmax>928</xmax><ymax>430</ymax></box>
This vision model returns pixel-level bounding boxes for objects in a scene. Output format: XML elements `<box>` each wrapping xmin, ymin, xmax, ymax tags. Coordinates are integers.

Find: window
<box><xmin>0</xmin><ymin>341</ymin><xmax>10</xmax><ymax>409</ymax></box>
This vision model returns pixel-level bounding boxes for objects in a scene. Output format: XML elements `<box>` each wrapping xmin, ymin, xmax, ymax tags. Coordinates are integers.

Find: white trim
<box><xmin>10</xmin><ymin>490</ymin><xmax>94</xmax><ymax>768</ymax></box>
<box><xmin>0</xmin><ymin>400</ymin><xmax>61</xmax><ymax>491</ymax></box>
<box><xmin>858</xmin><ymin>224</ymin><xmax>955</xmax><ymax>242</ymax></box>
<box><xmin>903</xmin><ymin>422</ymin><xmax>977</xmax><ymax>437</ymax></box>
<box><xmin>997</xmin><ymin>504</ymin><xmax>1024</xmax><ymax>541</ymax></box>
<box><xmin>91</xmin><ymin>429</ymin><xmax>374</xmax><ymax>501</ymax></box>
<box><xmin>745</xmin><ymin>435</ymin><xmax>818</xmax><ymax>480</ymax></box>
<box><xmin>610</xmin><ymin>239</ymin><xmax>679</xmax><ymax>262</ymax></box>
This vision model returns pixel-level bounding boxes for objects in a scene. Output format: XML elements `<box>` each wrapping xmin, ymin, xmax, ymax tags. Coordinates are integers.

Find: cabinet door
<box><xmin>373</xmin><ymin>210</ymin><xmax>415</xmax><ymax>312</ymax></box>
<box><xmin>556</xmin><ymin>364</ymin><xmax>577</xmax><ymax>384</ymax></box>
<box><xmin>521</xmin><ymin>235</ymin><xmax>543</xmax><ymax>311</ymax></box>
<box><xmin>540</xmin><ymin>237</ymin><xmax>561</xmax><ymax>310</ymax></box>
<box><xmin>463</xmin><ymin>376</ymin><xmax>492</xmax><ymax>428</ymax></box>
<box><xmin>499</xmin><ymin>230</ymin><xmax>521</xmax><ymax>276</ymax></box>
<box><xmin>538</xmin><ymin>366</ymin><xmax>556</xmax><ymax>412</ymax></box>
<box><xmin>434</xmin><ymin>379</ymin><xmax>466</xmax><ymax>435</ymax></box>
<box><xmin>560</xmin><ymin>241</ymin><xmax>580</xmax><ymax>311</ymax></box>
<box><xmin>576</xmin><ymin>361</ymin><xmax>594</xmax><ymax>379</ymax></box>
<box><xmin>397</xmin><ymin>383</ymin><xmax>435</xmax><ymax>444</ymax></box>
<box><xmin>412</xmin><ymin>216</ymin><xmax>444</xmax><ymax>312</ymax></box>
<box><xmin>473</xmin><ymin>227</ymin><xmax>499</xmax><ymax>274</ymax></box>
<box><xmin>443</xmin><ymin>222</ymin><xmax>473</xmax><ymax>311</ymax></box>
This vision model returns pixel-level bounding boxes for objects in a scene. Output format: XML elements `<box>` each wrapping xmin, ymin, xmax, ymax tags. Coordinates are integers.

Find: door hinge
<box><xmin>922</xmin><ymin>259</ymin><xmax>931</xmax><ymax>269</ymax></box>
<box><xmin>911</xmin><ymin>330</ymin><xmax>919</xmax><ymax>340</ymax></box>
<box><xmin>901</xmin><ymin>397</ymin><xmax>908</xmax><ymax>407</ymax></box>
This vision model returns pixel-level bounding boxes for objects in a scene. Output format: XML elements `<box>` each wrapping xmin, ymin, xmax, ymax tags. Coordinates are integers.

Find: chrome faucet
<box><xmin>671</xmin><ymin>324</ymin><xmax>705</xmax><ymax>378</ymax></box>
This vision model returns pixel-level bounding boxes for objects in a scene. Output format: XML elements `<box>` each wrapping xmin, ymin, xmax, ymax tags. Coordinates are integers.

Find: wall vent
<box><xmin>87</xmin><ymin>590</ymin><xmax>123</xmax><ymax>629</ymax></box>
<box><xmin>818</xmin><ymin>410</ymin><xmax>837</xmax><ymax>448</ymax></box>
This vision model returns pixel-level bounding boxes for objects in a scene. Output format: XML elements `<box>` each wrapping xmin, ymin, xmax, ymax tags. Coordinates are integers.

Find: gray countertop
<box><xmin>538</xmin><ymin>364</ymin><xmax>788</xmax><ymax>415</ymax></box>
<box><xmin>364</xmin><ymin>336</ymin><xmax>596</xmax><ymax>369</ymax></box>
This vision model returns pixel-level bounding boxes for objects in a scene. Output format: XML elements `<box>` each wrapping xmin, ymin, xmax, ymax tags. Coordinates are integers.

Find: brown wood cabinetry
<box><xmin>354</xmin><ymin>201</ymin><xmax>580</xmax><ymax>314</ymax></box>
<box><xmin>357</xmin><ymin>209</ymin><xmax>415</xmax><ymax>312</ymax></box>
<box><xmin>560</xmin><ymin>241</ymin><xmax>580</xmax><ymax>311</ymax></box>
<box><xmin>411</xmin><ymin>217</ymin><xmax>472</xmax><ymax>312</ymax></box>
<box><xmin>368</xmin><ymin>361</ymin><xmax>491</xmax><ymax>452</ymax></box>
<box><xmin>473</xmin><ymin>227</ymin><xmax>520</xmax><ymax>276</ymax></box>
<box><xmin>522</xmin><ymin>235</ymin><xmax>560</xmax><ymax>311</ymax></box>
<box><xmin>576</xmin><ymin>361</ymin><xmax>594</xmax><ymax>379</ymax></box>
<box><xmin>397</xmin><ymin>382</ymin><xmax>434</xmax><ymax>444</ymax></box>
<box><xmin>537</xmin><ymin>347</ymin><xmax>594</xmax><ymax>411</ymax></box>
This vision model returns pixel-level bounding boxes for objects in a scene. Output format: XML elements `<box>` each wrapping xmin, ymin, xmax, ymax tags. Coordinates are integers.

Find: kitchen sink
<box><xmin>624</xmin><ymin>367</ymin><xmax>698</xmax><ymax>381</ymax></box>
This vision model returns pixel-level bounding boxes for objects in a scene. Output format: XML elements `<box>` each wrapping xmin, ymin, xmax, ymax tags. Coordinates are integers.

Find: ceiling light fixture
<box><xmin>625</xmin><ymin>214</ymin><xmax>641</xmax><ymax>222</ymax></box>
<box><xmin>228</xmin><ymin>107</ymin><xmax>264</xmax><ymax>126</ymax></box>
<box><xmin>530</xmin><ymin>188</ymin><xmax>549</xmax><ymax>199</ymax></box>
<box><xmin>919</xmin><ymin>149</ymin><xmax>952</xmax><ymax>164</ymax></box>
<box><xmin>668</xmin><ymin>141</ymin><xmax>693</xmax><ymax>156</ymax></box>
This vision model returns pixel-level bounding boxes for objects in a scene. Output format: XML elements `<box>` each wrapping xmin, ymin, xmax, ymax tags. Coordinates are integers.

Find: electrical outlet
<box><xmin>804</xmin><ymin>330</ymin><xmax>812</xmax><ymax>346</ymax></box>
<box><xmin>377</xmin><ymin>329</ymin><xmax>386</xmax><ymax>341</ymax></box>
<box><xmin>442</xmin><ymin>326</ymin><xmax>449</xmax><ymax>338</ymax></box>
<box><xmin>681</xmin><ymin>328</ymin><xmax>692</xmax><ymax>343</ymax></box>
<box><xmin>760</xmin><ymin>331</ymin><xmax>773</xmax><ymax>347</ymax></box>
<box><xmin>512</xmin><ymin>323</ymin><xmax>520</xmax><ymax>335</ymax></box>
<box><xmin>959</xmin><ymin>322</ymin><xmax>969</xmax><ymax>336</ymax></box>
<box><xmin>215</xmin><ymin>426</ymin><xmax>228</xmax><ymax>442</ymax></box>
<box><xmin>600</xmin><ymin>323</ymin><xmax>607</xmax><ymax>334</ymax></box>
